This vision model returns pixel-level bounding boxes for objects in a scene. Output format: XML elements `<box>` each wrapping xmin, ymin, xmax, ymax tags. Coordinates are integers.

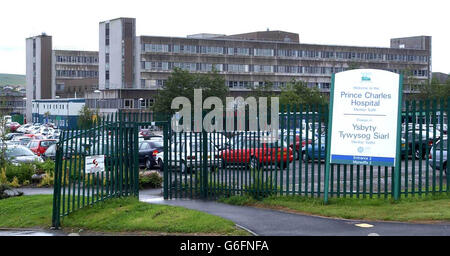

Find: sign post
<box><xmin>324</xmin><ymin>69</ymin><xmax>403</xmax><ymax>204</ymax></box>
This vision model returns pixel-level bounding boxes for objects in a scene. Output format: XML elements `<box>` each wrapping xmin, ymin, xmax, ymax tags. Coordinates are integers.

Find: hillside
<box><xmin>0</xmin><ymin>73</ymin><xmax>26</xmax><ymax>87</ymax></box>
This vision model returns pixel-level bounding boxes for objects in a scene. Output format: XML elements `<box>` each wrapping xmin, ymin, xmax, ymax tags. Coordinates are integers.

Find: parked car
<box><xmin>6</xmin><ymin>122</ymin><xmax>21</xmax><ymax>132</ymax></box>
<box><xmin>5</xmin><ymin>145</ymin><xmax>43</xmax><ymax>165</ymax></box>
<box><xmin>282</xmin><ymin>133</ymin><xmax>314</xmax><ymax>160</ymax></box>
<box><xmin>220</xmin><ymin>134</ymin><xmax>293</xmax><ymax>169</ymax></box>
<box><xmin>42</xmin><ymin>144</ymin><xmax>80</xmax><ymax>161</ymax></box>
<box><xmin>302</xmin><ymin>136</ymin><xmax>326</xmax><ymax>162</ymax></box>
<box><xmin>27</xmin><ymin>139</ymin><xmax>58</xmax><ymax>156</ymax></box>
<box><xmin>11</xmin><ymin>136</ymin><xmax>33</xmax><ymax>146</ymax></box>
<box><xmin>402</xmin><ymin>129</ymin><xmax>440</xmax><ymax>159</ymax></box>
<box><xmin>4</xmin><ymin>132</ymin><xmax>24</xmax><ymax>141</ymax></box>
<box><xmin>139</xmin><ymin>140</ymin><xmax>164</xmax><ymax>169</ymax></box>
<box><xmin>16</xmin><ymin>123</ymin><xmax>32</xmax><ymax>133</ymax></box>
<box><xmin>156</xmin><ymin>139</ymin><xmax>221</xmax><ymax>173</ymax></box>
<box><xmin>429</xmin><ymin>139</ymin><xmax>448</xmax><ymax>174</ymax></box>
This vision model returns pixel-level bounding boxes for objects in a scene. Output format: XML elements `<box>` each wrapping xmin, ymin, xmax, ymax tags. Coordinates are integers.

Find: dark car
<box><xmin>4</xmin><ymin>132</ymin><xmax>24</xmax><ymax>141</ymax></box>
<box><xmin>139</xmin><ymin>140</ymin><xmax>164</xmax><ymax>169</ymax></box>
<box><xmin>41</xmin><ymin>144</ymin><xmax>78</xmax><ymax>161</ymax></box>
<box><xmin>402</xmin><ymin>129</ymin><xmax>439</xmax><ymax>159</ymax></box>
<box><xmin>140</xmin><ymin>129</ymin><xmax>162</xmax><ymax>140</ymax></box>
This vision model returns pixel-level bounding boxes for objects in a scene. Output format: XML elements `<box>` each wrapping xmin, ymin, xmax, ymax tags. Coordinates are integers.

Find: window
<box><xmin>173</xmin><ymin>62</ymin><xmax>196</xmax><ymax>71</ymax></box>
<box><xmin>254</xmin><ymin>48</ymin><xmax>274</xmax><ymax>57</ymax></box>
<box><xmin>144</xmin><ymin>44</ymin><xmax>169</xmax><ymax>53</ymax></box>
<box><xmin>227</xmin><ymin>64</ymin><xmax>249</xmax><ymax>73</ymax></box>
<box><xmin>124</xmin><ymin>99</ymin><xmax>134</xmax><ymax>109</ymax></box>
<box><xmin>254</xmin><ymin>65</ymin><xmax>273</xmax><ymax>73</ymax></box>
<box><xmin>199</xmin><ymin>63</ymin><xmax>223</xmax><ymax>72</ymax></box>
<box><xmin>200</xmin><ymin>46</ymin><xmax>224</xmax><ymax>55</ymax></box>
<box><xmin>173</xmin><ymin>45</ymin><xmax>197</xmax><ymax>54</ymax></box>
<box><xmin>140</xmin><ymin>142</ymin><xmax>150</xmax><ymax>150</ymax></box>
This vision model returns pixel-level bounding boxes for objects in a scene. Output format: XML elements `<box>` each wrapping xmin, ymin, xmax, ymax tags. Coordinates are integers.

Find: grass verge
<box><xmin>0</xmin><ymin>195</ymin><xmax>248</xmax><ymax>235</ymax></box>
<box><xmin>219</xmin><ymin>193</ymin><xmax>450</xmax><ymax>223</ymax></box>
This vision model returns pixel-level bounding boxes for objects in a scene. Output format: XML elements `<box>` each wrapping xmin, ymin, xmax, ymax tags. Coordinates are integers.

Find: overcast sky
<box><xmin>0</xmin><ymin>0</ymin><xmax>449</xmax><ymax>75</ymax></box>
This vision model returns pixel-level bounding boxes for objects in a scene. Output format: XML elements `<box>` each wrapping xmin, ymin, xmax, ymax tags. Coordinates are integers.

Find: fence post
<box><xmin>324</xmin><ymin>75</ymin><xmax>335</xmax><ymax>204</ymax></box>
<box><xmin>51</xmin><ymin>139</ymin><xmax>63</xmax><ymax>229</ymax></box>
<box><xmin>394</xmin><ymin>74</ymin><xmax>404</xmax><ymax>201</ymax></box>
<box><xmin>163</xmin><ymin>122</ymin><xmax>169</xmax><ymax>200</ymax></box>
<box><xmin>202</xmin><ymin>126</ymin><xmax>208</xmax><ymax>199</ymax></box>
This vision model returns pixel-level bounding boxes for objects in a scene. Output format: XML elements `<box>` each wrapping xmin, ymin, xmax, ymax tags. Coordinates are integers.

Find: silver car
<box><xmin>5</xmin><ymin>145</ymin><xmax>44</xmax><ymax>165</ymax></box>
<box><xmin>429</xmin><ymin>139</ymin><xmax>448</xmax><ymax>174</ymax></box>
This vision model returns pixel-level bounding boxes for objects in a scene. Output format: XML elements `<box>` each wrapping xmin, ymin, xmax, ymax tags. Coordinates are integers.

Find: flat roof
<box><xmin>32</xmin><ymin>98</ymin><xmax>85</xmax><ymax>103</ymax></box>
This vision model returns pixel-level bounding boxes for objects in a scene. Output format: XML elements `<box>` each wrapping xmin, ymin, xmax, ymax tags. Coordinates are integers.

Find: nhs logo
<box><xmin>361</xmin><ymin>72</ymin><xmax>372</xmax><ymax>82</ymax></box>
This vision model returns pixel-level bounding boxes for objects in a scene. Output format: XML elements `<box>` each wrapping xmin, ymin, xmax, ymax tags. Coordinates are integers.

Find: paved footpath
<box><xmin>20</xmin><ymin>188</ymin><xmax>450</xmax><ymax>236</ymax></box>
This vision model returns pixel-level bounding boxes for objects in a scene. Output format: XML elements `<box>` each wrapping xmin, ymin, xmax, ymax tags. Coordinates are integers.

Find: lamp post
<box><xmin>139</xmin><ymin>98</ymin><xmax>144</xmax><ymax>121</ymax></box>
<box><xmin>94</xmin><ymin>90</ymin><xmax>101</xmax><ymax>110</ymax></box>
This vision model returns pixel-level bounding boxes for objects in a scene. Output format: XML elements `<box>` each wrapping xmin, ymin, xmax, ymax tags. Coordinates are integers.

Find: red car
<box><xmin>6</xmin><ymin>122</ymin><xmax>21</xmax><ymax>132</ymax></box>
<box><xmin>27</xmin><ymin>139</ymin><xmax>58</xmax><ymax>156</ymax></box>
<box><xmin>220</xmin><ymin>135</ymin><xmax>294</xmax><ymax>169</ymax></box>
<box><xmin>282</xmin><ymin>134</ymin><xmax>313</xmax><ymax>159</ymax></box>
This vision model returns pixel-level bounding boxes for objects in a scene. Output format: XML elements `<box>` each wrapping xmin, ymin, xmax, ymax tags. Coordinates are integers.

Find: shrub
<box><xmin>38</xmin><ymin>172</ymin><xmax>54</xmax><ymax>188</ymax></box>
<box><xmin>0</xmin><ymin>167</ymin><xmax>7</xmax><ymax>184</ymax></box>
<box><xmin>139</xmin><ymin>171</ymin><xmax>163</xmax><ymax>189</ymax></box>
<box><xmin>35</xmin><ymin>160</ymin><xmax>55</xmax><ymax>175</ymax></box>
<box><xmin>5</xmin><ymin>163</ymin><xmax>34</xmax><ymax>184</ymax></box>
<box><xmin>9</xmin><ymin>177</ymin><xmax>20</xmax><ymax>188</ymax></box>
<box><xmin>243</xmin><ymin>168</ymin><xmax>278</xmax><ymax>199</ymax></box>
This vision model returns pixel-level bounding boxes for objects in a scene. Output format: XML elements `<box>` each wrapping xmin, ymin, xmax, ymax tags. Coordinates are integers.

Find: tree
<box><xmin>153</xmin><ymin>68</ymin><xmax>229</xmax><ymax>114</ymax></box>
<box><xmin>77</xmin><ymin>105</ymin><xmax>97</xmax><ymax>129</ymax></box>
<box><xmin>279</xmin><ymin>80</ymin><xmax>327</xmax><ymax>107</ymax></box>
<box><xmin>416</xmin><ymin>77</ymin><xmax>449</xmax><ymax>100</ymax></box>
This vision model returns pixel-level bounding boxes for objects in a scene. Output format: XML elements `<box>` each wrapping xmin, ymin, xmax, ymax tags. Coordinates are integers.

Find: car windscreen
<box><xmin>6</xmin><ymin>147</ymin><xmax>35</xmax><ymax>157</ymax></box>
<box><xmin>41</xmin><ymin>140</ymin><xmax>57</xmax><ymax>147</ymax></box>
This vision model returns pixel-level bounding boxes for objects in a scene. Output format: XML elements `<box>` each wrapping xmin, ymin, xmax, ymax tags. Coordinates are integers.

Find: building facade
<box><xmin>25</xmin><ymin>34</ymin><xmax>99</xmax><ymax>122</ymax></box>
<box><xmin>0</xmin><ymin>86</ymin><xmax>26</xmax><ymax>121</ymax></box>
<box><xmin>89</xmin><ymin>18</ymin><xmax>432</xmax><ymax>115</ymax></box>
<box><xmin>31</xmin><ymin>98</ymin><xmax>85</xmax><ymax>129</ymax></box>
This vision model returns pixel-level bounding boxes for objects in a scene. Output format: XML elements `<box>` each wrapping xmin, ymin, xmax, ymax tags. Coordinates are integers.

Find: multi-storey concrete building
<box><xmin>88</xmin><ymin>17</ymin><xmax>432</xmax><ymax>115</ymax></box>
<box><xmin>25</xmin><ymin>34</ymin><xmax>98</xmax><ymax>122</ymax></box>
<box><xmin>53</xmin><ymin>50</ymin><xmax>99</xmax><ymax>98</ymax></box>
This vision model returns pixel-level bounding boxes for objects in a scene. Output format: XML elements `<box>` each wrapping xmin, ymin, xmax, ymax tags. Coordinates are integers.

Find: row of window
<box><xmin>140</xmin><ymin>62</ymin><xmax>429</xmax><ymax>76</ymax></box>
<box><xmin>56</xmin><ymin>70</ymin><xmax>99</xmax><ymax>78</ymax></box>
<box><xmin>56</xmin><ymin>55</ymin><xmax>98</xmax><ymax>64</ymax></box>
<box><xmin>32</xmin><ymin>103</ymin><xmax>66</xmax><ymax>110</ymax></box>
<box><xmin>141</xmin><ymin>44</ymin><xmax>429</xmax><ymax>63</ymax></box>
<box><xmin>226</xmin><ymin>81</ymin><xmax>331</xmax><ymax>89</ymax></box>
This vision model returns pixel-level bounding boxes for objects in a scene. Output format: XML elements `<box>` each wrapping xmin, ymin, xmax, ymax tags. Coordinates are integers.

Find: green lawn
<box><xmin>0</xmin><ymin>195</ymin><xmax>248</xmax><ymax>235</ymax></box>
<box><xmin>220</xmin><ymin>194</ymin><xmax>450</xmax><ymax>223</ymax></box>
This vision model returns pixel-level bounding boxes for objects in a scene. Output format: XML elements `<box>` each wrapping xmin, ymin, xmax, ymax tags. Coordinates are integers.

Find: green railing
<box><xmin>51</xmin><ymin>112</ymin><xmax>168</xmax><ymax>228</ymax></box>
<box><xmin>165</xmin><ymin>98</ymin><xmax>449</xmax><ymax>200</ymax></box>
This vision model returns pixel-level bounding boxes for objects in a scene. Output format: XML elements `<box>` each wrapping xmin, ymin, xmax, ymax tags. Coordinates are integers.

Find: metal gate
<box><xmin>52</xmin><ymin>112</ymin><xmax>169</xmax><ymax>228</ymax></box>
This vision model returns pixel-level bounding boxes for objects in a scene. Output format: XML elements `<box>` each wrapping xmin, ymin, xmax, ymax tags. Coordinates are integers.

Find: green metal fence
<box><xmin>52</xmin><ymin>98</ymin><xmax>450</xmax><ymax>227</ymax></box>
<box><xmin>164</xmin><ymin>98</ymin><xmax>449</xmax><ymax>200</ymax></box>
<box><xmin>51</xmin><ymin>112</ymin><xmax>168</xmax><ymax>228</ymax></box>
